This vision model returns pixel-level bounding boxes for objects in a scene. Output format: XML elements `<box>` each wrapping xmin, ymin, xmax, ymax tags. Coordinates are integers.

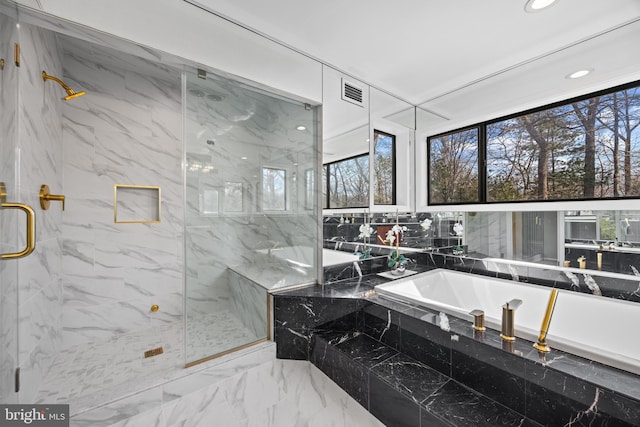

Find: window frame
<box><xmin>426</xmin><ymin>79</ymin><xmax>640</xmax><ymax>206</ymax></box>
<box><xmin>373</xmin><ymin>129</ymin><xmax>397</xmax><ymax>205</ymax></box>
<box><xmin>324</xmin><ymin>152</ymin><xmax>370</xmax><ymax>209</ymax></box>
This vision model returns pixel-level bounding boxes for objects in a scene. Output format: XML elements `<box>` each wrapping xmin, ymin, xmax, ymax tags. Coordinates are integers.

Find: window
<box><xmin>428</xmin><ymin>81</ymin><xmax>640</xmax><ymax>205</ymax></box>
<box><xmin>262</xmin><ymin>167</ymin><xmax>286</xmax><ymax>210</ymax></box>
<box><xmin>374</xmin><ymin>130</ymin><xmax>396</xmax><ymax>205</ymax></box>
<box><xmin>326</xmin><ymin>154</ymin><xmax>369</xmax><ymax>208</ymax></box>
<box><xmin>224</xmin><ymin>182</ymin><xmax>243</xmax><ymax>212</ymax></box>
<box><xmin>428</xmin><ymin>127</ymin><xmax>480</xmax><ymax>204</ymax></box>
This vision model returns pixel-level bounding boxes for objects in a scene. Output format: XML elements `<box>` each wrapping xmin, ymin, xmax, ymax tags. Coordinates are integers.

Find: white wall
<box><xmin>13</xmin><ymin>0</ymin><xmax>323</xmax><ymax>104</ymax></box>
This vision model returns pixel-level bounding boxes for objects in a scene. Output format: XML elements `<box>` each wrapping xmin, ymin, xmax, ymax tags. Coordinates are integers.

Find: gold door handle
<box><xmin>1</xmin><ymin>202</ymin><xmax>36</xmax><ymax>259</ymax></box>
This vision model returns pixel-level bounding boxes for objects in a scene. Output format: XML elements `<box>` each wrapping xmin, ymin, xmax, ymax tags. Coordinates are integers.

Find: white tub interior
<box><xmin>375</xmin><ymin>268</ymin><xmax>640</xmax><ymax>376</ymax></box>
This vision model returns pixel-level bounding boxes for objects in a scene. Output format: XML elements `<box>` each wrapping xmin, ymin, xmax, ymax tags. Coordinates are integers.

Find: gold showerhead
<box><xmin>42</xmin><ymin>70</ymin><xmax>86</xmax><ymax>101</ymax></box>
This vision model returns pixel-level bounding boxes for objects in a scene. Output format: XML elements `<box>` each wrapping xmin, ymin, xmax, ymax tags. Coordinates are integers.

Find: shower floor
<box><xmin>186</xmin><ymin>310</ymin><xmax>262</xmax><ymax>363</ymax></box>
<box><xmin>35</xmin><ymin>309</ymin><xmax>259</xmax><ymax>416</ymax></box>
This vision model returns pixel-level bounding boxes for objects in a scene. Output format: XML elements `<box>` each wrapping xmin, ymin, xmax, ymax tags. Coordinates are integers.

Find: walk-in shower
<box><xmin>0</xmin><ymin>5</ymin><xmax>319</xmax><ymax>415</ymax></box>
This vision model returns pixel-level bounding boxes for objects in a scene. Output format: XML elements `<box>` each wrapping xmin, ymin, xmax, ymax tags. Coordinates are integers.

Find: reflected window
<box><xmin>428</xmin><ymin>127</ymin><xmax>480</xmax><ymax>204</ymax></box>
<box><xmin>326</xmin><ymin>154</ymin><xmax>369</xmax><ymax>208</ymax></box>
<box><xmin>201</xmin><ymin>189</ymin><xmax>219</xmax><ymax>214</ymax></box>
<box><xmin>224</xmin><ymin>182</ymin><xmax>243</xmax><ymax>212</ymax></box>
<box><xmin>262</xmin><ymin>167</ymin><xmax>286</xmax><ymax>211</ymax></box>
<box><xmin>374</xmin><ymin>130</ymin><xmax>396</xmax><ymax>205</ymax></box>
<box><xmin>305</xmin><ymin>169</ymin><xmax>315</xmax><ymax>210</ymax></box>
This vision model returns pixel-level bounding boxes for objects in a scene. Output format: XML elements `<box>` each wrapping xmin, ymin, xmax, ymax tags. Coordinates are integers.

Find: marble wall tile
<box><xmin>228</xmin><ymin>271</ymin><xmax>268</xmax><ymax>339</ymax></box>
<box><xmin>61</xmin><ymin>33</ymin><xmax>184</xmax><ymax>353</ymax></box>
<box><xmin>14</xmin><ymin>21</ymin><xmax>65</xmax><ymax>405</ymax></box>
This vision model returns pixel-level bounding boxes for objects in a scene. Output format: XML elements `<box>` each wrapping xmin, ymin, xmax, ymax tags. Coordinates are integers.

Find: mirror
<box><xmin>321</xmin><ymin>18</ymin><xmax>640</xmax><ymax>277</ymax></box>
<box><xmin>323</xmin><ymin>210</ymin><xmax>640</xmax><ymax>276</ymax></box>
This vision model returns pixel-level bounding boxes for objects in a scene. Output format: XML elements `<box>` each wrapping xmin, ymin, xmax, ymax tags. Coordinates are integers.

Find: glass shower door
<box><xmin>184</xmin><ymin>68</ymin><xmax>319</xmax><ymax>365</ymax></box>
<box><xmin>0</xmin><ymin>6</ymin><xmax>20</xmax><ymax>404</ymax></box>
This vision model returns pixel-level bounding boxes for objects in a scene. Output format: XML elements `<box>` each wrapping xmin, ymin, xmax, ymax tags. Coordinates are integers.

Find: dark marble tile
<box><xmin>369</xmin><ymin>373</ymin><xmax>422</xmax><ymax>427</ymax></box>
<box><xmin>335</xmin><ymin>334</ymin><xmax>398</xmax><ymax>369</ymax></box>
<box><xmin>331</xmin><ymin>346</ymin><xmax>369</xmax><ymax>406</ymax></box>
<box><xmin>310</xmin><ymin>330</ymin><xmax>360</xmax><ymax>373</ymax></box>
<box><xmin>312</xmin><ymin>297</ymin><xmax>361</xmax><ymax>332</ymax></box>
<box><xmin>310</xmin><ymin>333</ymin><xmax>368</xmax><ymax>406</ymax></box>
<box><xmin>422</xmin><ymin>380</ymin><xmax>537</xmax><ymax>427</ymax></box>
<box><xmin>523</xmin><ymin>349</ymin><xmax>640</xmax><ymax>402</ymax></box>
<box><xmin>274</xmin><ymin>326</ymin><xmax>310</xmax><ymax>360</ymax></box>
<box><xmin>525</xmin><ymin>356</ymin><xmax>640</xmax><ymax>426</ymax></box>
<box><xmin>399</xmin><ymin>312</ymin><xmax>452</xmax><ymax>376</ymax></box>
<box><xmin>274</xmin><ymin>296</ymin><xmax>315</xmax><ymax>330</ymax></box>
<box><xmin>371</xmin><ymin>353</ymin><xmax>449</xmax><ymax>405</ymax></box>
<box><xmin>362</xmin><ymin>303</ymin><xmax>402</xmax><ymax>350</ymax></box>
<box><xmin>451</xmin><ymin>334</ymin><xmax>527</xmax><ymax>414</ymax></box>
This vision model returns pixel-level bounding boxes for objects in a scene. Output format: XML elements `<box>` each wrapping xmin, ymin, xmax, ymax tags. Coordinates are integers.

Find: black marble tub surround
<box><xmin>312</xmin><ymin>331</ymin><xmax>540</xmax><ymax>427</ymax></box>
<box><xmin>424</xmin><ymin>251</ymin><xmax>640</xmax><ymax>303</ymax></box>
<box><xmin>274</xmin><ymin>273</ymin><xmax>640</xmax><ymax>426</ymax></box>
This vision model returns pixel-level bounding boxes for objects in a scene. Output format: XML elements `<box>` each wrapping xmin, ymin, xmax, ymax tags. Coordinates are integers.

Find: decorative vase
<box><xmin>390</xmin><ymin>262</ymin><xmax>406</xmax><ymax>276</ymax></box>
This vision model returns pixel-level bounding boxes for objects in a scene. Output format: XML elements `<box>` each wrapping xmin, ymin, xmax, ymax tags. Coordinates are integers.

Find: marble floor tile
<box><xmin>37</xmin><ymin>310</ymin><xmax>258</xmax><ymax>416</ymax></box>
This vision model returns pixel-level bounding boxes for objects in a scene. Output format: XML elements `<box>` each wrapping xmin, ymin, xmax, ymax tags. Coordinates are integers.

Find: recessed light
<box><xmin>296</xmin><ymin>125</ymin><xmax>306</xmax><ymax>131</ymax></box>
<box><xmin>241</xmin><ymin>156</ymin><xmax>248</xmax><ymax>160</ymax></box>
<box><xmin>525</xmin><ymin>0</ymin><xmax>558</xmax><ymax>13</ymax></box>
<box><xmin>566</xmin><ymin>69</ymin><xmax>592</xmax><ymax>79</ymax></box>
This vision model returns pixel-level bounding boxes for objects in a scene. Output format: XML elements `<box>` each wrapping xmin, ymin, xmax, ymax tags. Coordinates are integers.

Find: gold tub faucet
<box><xmin>500</xmin><ymin>299</ymin><xmax>522</xmax><ymax>342</ymax></box>
<box><xmin>533</xmin><ymin>288</ymin><xmax>559</xmax><ymax>353</ymax></box>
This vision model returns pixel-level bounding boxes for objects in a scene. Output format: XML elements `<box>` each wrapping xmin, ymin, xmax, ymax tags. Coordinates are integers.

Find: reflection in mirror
<box><xmin>368</xmin><ymin>87</ymin><xmax>415</xmax><ymax>210</ymax></box>
<box><xmin>324</xmin><ymin>209</ymin><xmax>640</xmax><ymax>277</ymax></box>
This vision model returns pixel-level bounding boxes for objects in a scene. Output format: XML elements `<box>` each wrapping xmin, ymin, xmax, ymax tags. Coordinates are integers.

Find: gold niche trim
<box><xmin>114</xmin><ymin>184</ymin><xmax>161</xmax><ymax>224</ymax></box>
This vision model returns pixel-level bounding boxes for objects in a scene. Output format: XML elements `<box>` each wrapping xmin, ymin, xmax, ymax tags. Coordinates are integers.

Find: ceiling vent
<box><xmin>341</xmin><ymin>78</ymin><xmax>364</xmax><ymax>107</ymax></box>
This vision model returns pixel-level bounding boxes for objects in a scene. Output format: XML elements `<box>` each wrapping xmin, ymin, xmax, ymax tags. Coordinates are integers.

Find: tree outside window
<box><xmin>263</xmin><ymin>167</ymin><xmax>286</xmax><ymax>210</ymax></box>
<box><xmin>428</xmin><ymin>128</ymin><xmax>480</xmax><ymax>204</ymax></box>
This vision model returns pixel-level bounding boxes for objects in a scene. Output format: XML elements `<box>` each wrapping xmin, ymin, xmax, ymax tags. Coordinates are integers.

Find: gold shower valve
<box><xmin>150</xmin><ymin>304</ymin><xmax>159</xmax><ymax>313</ymax></box>
<box><xmin>39</xmin><ymin>185</ymin><xmax>65</xmax><ymax>211</ymax></box>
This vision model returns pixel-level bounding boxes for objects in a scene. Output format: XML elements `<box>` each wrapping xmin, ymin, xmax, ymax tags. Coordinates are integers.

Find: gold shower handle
<box><xmin>40</xmin><ymin>185</ymin><xmax>65</xmax><ymax>211</ymax></box>
<box><xmin>1</xmin><ymin>202</ymin><xmax>36</xmax><ymax>260</ymax></box>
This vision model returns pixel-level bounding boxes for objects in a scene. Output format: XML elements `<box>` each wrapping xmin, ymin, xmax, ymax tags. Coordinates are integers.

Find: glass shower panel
<box><xmin>184</xmin><ymin>69</ymin><xmax>319</xmax><ymax>364</ymax></box>
<box><xmin>0</xmin><ymin>6</ymin><xmax>20</xmax><ymax>404</ymax></box>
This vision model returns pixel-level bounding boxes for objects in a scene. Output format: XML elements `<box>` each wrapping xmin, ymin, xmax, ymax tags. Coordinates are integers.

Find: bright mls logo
<box><xmin>1</xmin><ymin>405</ymin><xmax>69</xmax><ymax>426</ymax></box>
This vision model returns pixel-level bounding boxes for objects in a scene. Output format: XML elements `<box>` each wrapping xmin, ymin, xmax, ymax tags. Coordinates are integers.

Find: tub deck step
<box><xmin>311</xmin><ymin>332</ymin><xmax>542</xmax><ymax>427</ymax></box>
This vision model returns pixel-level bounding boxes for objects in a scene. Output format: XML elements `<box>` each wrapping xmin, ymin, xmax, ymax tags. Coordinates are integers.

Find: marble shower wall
<box><xmin>13</xmin><ymin>22</ymin><xmax>65</xmax><ymax>403</ymax></box>
<box><xmin>466</xmin><ymin>211</ymin><xmax>509</xmax><ymax>258</ymax></box>
<box><xmin>60</xmin><ymin>35</ymin><xmax>184</xmax><ymax>350</ymax></box>
<box><xmin>184</xmin><ymin>71</ymin><xmax>319</xmax><ymax>321</ymax></box>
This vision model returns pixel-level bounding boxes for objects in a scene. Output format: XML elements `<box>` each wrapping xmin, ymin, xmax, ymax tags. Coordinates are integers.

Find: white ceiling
<box><xmin>188</xmin><ymin>0</ymin><xmax>640</xmax><ymax>133</ymax></box>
